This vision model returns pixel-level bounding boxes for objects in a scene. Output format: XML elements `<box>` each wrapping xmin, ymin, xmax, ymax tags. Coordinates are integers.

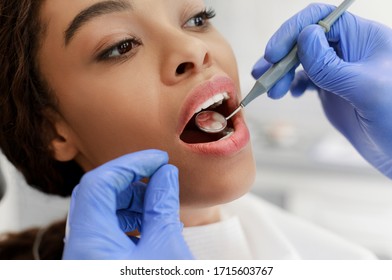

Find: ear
<box><xmin>50</xmin><ymin>119</ymin><xmax>79</xmax><ymax>162</ymax></box>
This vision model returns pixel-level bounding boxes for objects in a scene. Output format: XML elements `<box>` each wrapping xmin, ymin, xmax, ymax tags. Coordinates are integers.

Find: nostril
<box><xmin>176</xmin><ymin>62</ymin><xmax>193</xmax><ymax>75</ymax></box>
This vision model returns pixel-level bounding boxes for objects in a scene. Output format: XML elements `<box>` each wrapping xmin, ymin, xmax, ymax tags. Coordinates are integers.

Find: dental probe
<box><xmin>195</xmin><ymin>0</ymin><xmax>356</xmax><ymax>134</ymax></box>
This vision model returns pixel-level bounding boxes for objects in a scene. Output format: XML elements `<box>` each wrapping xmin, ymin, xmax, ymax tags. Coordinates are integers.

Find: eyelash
<box><xmin>184</xmin><ymin>8</ymin><xmax>216</xmax><ymax>29</ymax></box>
<box><xmin>96</xmin><ymin>8</ymin><xmax>216</xmax><ymax>62</ymax></box>
<box><xmin>96</xmin><ymin>37</ymin><xmax>142</xmax><ymax>62</ymax></box>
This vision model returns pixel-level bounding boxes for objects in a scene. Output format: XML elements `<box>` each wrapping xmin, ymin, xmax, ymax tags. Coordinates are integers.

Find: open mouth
<box><xmin>180</xmin><ymin>92</ymin><xmax>235</xmax><ymax>144</ymax></box>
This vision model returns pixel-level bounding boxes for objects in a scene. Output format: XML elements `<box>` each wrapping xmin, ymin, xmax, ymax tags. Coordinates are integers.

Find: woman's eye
<box><xmin>98</xmin><ymin>38</ymin><xmax>142</xmax><ymax>61</ymax></box>
<box><xmin>184</xmin><ymin>8</ymin><xmax>216</xmax><ymax>29</ymax></box>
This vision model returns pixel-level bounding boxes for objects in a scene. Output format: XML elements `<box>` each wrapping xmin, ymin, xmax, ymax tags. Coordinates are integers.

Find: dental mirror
<box><xmin>195</xmin><ymin>107</ymin><xmax>241</xmax><ymax>134</ymax></box>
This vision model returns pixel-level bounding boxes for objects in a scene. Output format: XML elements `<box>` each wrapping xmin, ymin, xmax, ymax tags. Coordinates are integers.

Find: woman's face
<box><xmin>38</xmin><ymin>0</ymin><xmax>256</xmax><ymax>207</ymax></box>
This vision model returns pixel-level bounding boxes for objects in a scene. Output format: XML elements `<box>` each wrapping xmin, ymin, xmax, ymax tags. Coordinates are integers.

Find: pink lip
<box><xmin>178</xmin><ymin>75</ymin><xmax>250</xmax><ymax>156</ymax></box>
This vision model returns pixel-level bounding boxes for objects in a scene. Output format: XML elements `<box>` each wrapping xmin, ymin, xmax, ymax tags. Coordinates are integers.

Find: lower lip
<box><xmin>179</xmin><ymin>114</ymin><xmax>250</xmax><ymax>156</ymax></box>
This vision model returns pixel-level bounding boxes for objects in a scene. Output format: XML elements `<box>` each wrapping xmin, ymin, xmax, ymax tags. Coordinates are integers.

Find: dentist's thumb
<box><xmin>296</xmin><ymin>25</ymin><xmax>360</xmax><ymax>102</ymax></box>
<box><xmin>139</xmin><ymin>164</ymin><xmax>194</xmax><ymax>260</ymax></box>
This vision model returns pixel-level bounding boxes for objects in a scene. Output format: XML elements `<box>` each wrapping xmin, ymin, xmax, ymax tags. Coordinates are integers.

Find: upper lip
<box><xmin>177</xmin><ymin>75</ymin><xmax>239</xmax><ymax>135</ymax></box>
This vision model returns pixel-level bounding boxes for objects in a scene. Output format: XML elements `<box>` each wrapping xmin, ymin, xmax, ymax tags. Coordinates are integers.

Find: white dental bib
<box><xmin>182</xmin><ymin>193</ymin><xmax>376</xmax><ymax>260</ymax></box>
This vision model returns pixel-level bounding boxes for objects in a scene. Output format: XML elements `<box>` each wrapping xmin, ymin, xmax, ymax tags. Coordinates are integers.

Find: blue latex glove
<box><xmin>62</xmin><ymin>150</ymin><xmax>194</xmax><ymax>260</ymax></box>
<box><xmin>252</xmin><ymin>4</ymin><xmax>392</xmax><ymax>178</ymax></box>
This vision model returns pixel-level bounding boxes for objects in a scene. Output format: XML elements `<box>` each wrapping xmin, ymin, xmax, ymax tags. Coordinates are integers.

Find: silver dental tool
<box><xmin>195</xmin><ymin>0</ymin><xmax>356</xmax><ymax>134</ymax></box>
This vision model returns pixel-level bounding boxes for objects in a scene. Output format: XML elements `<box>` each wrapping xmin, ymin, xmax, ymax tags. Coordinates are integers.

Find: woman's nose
<box><xmin>159</xmin><ymin>31</ymin><xmax>212</xmax><ymax>85</ymax></box>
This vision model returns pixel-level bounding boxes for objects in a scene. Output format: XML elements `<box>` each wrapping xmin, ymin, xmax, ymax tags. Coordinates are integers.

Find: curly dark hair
<box><xmin>0</xmin><ymin>219</ymin><xmax>66</xmax><ymax>260</ymax></box>
<box><xmin>0</xmin><ymin>0</ymin><xmax>84</xmax><ymax>196</ymax></box>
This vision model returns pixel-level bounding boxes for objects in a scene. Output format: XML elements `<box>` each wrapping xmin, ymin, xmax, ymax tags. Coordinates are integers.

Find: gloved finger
<box><xmin>267</xmin><ymin>68</ymin><xmax>296</xmax><ymax>100</ymax></box>
<box><xmin>324</xmin><ymin>11</ymin><xmax>372</xmax><ymax>59</ymax></box>
<box><xmin>290</xmin><ymin>70</ymin><xmax>317</xmax><ymax>97</ymax></box>
<box><xmin>142</xmin><ymin>164</ymin><xmax>181</xmax><ymax>232</ymax></box>
<box><xmin>141</xmin><ymin>164</ymin><xmax>193</xmax><ymax>259</ymax></box>
<box><xmin>116</xmin><ymin>181</ymin><xmax>146</xmax><ymax>232</ymax></box>
<box><xmin>265</xmin><ymin>3</ymin><xmax>335</xmax><ymax>64</ymax></box>
<box><xmin>297</xmin><ymin>25</ymin><xmax>359</xmax><ymax>102</ymax></box>
<box><xmin>141</xmin><ymin>164</ymin><xmax>184</xmax><ymax>239</ymax></box>
<box><xmin>68</xmin><ymin>150</ymin><xmax>168</xmax><ymax>230</ymax></box>
<box><xmin>251</xmin><ymin>57</ymin><xmax>271</xmax><ymax>79</ymax></box>
<box><xmin>117</xmin><ymin>210</ymin><xmax>142</xmax><ymax>233</ymax></box>
<box><xmin>117</xmin><ymin>181</ymin><xmax>146</xmax><ymax>212</ymax></box>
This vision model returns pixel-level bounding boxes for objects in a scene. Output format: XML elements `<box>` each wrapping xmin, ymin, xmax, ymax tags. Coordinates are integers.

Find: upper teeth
<box><xmin>194</xmin><ymin>92</ymin><xmax>230</xmax><ymax>114</ymax></box>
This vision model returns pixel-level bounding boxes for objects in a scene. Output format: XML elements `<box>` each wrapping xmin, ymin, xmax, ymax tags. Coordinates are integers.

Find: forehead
<box><xmin>39</xmin><ymin>0</ymin><xmax>204</xmax><ymax>44</ymax></box>
<box><xmin>39</xmin><ymin>0</ymin><xmax>205</xmax><ymax>25</ymax></box>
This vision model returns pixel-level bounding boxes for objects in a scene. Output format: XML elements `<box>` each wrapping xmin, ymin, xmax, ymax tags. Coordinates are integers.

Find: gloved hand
<box><xmin>62</xmin><ymin>150</ymin><xmax>194</xmax><ymax>260</ymax></box>
<box><xmin>252</xmin><ymin>4</ymin><xmax>392</xmax><ymax>178</ymax></box>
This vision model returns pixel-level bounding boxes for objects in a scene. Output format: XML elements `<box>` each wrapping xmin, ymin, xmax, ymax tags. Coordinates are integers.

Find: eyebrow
<box><xmin>64</xmin><ymin>0</ymin><xmax>132</xmax><ymax>46</ymax></box>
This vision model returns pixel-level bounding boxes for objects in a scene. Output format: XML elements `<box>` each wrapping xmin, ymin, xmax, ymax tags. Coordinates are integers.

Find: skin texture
<box><xmin>37</xmin><ymin>0</ymin><xmax>256</xmax><ymax>227</ymax></box>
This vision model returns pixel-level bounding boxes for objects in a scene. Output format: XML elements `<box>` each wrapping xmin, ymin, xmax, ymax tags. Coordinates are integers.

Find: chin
<box><xmin>176</xmin><ymin>145</ymin><xmax>256</xmax><ymax>208</ymax></box>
